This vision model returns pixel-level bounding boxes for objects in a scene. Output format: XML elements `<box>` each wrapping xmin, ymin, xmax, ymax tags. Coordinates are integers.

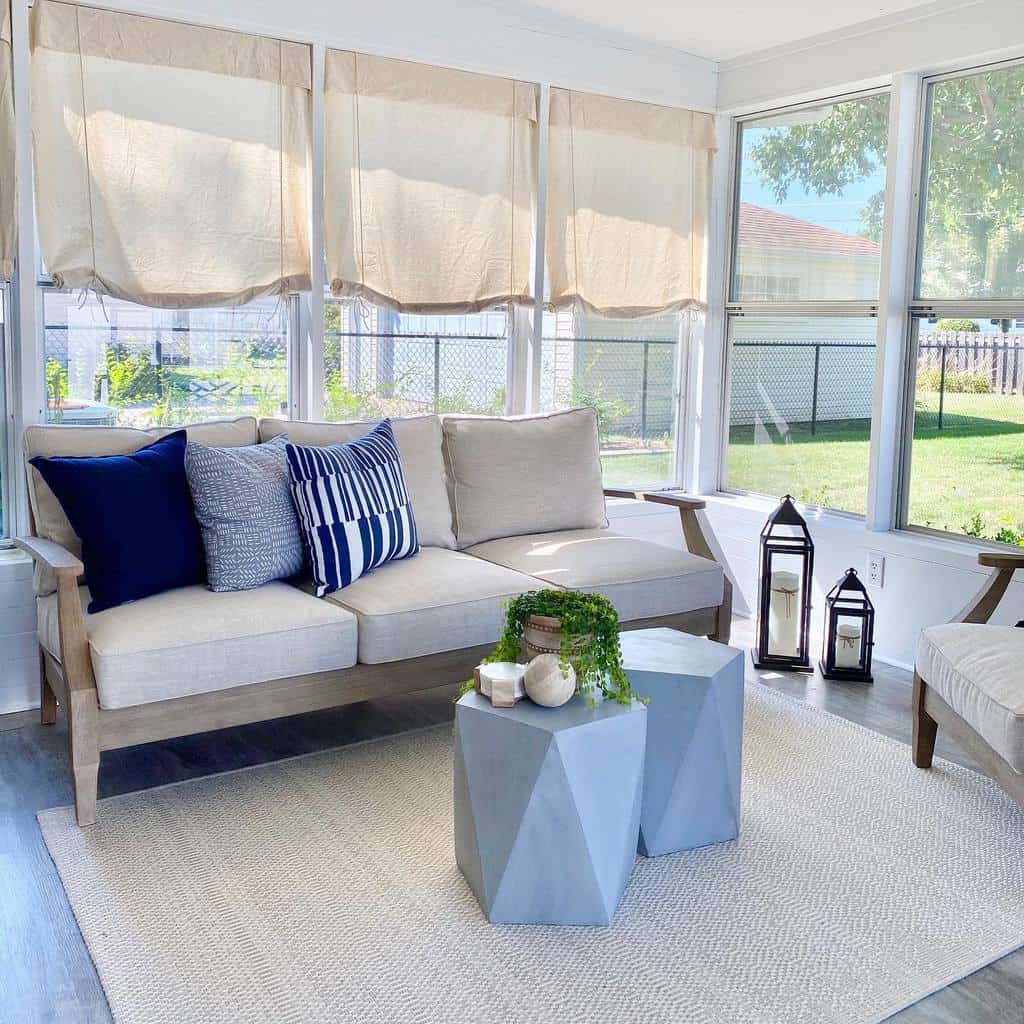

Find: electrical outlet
<box><xmin>867</xmin><ymin>552</ymin><xmax>885</xmax><ymax>588</ymax></box>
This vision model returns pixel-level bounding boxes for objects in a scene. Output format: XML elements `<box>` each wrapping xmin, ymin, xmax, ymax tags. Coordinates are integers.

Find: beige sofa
<box><xmin>18</xmin><ymin>409</ymin><xmax>731</xmax><ymax>825</ymax></box>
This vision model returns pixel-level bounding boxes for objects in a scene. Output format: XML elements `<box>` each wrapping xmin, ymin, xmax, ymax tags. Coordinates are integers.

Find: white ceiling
<box><xmin>503</xmin><ymin>0</ymin><xmax>945</xmax><ymax>61</ymax></box>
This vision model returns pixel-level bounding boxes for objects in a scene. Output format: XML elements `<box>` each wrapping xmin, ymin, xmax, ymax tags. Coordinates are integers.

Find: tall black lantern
<box><xmin>753</xmin><ymin>495</ymin><xmax>814</xmax><ymax>672</ymax></box>
<box><xmin>820</xmin><ymin>568</ymin><xmax>875</xmax><ymax>683</ymax></box>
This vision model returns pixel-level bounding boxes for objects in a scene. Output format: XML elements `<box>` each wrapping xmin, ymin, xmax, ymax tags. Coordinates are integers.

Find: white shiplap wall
<box><xmin>0</xmin><ymin>552</ymin><xmax>38</xmax><ymax>714</ymax></box>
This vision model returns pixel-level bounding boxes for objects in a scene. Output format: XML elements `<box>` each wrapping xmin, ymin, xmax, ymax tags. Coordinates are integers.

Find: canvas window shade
<box><xmin>0</xmin><ymin>2</ymin><xmax>14</xmax><ymax>280</ymax></box>
<box><xmin>546</xmin><ymin>89</ymin><xmax>716</xmax><ymax>318</ymax></box>
<box><xmin>30</xmin><ymin>0</ymin><xmax>311</xmax><ymax>308</ymax></box>
<box><xmin>325</xmin><ymin>51</ymin><xmax>537</xmax><ymax>314</ymax></box>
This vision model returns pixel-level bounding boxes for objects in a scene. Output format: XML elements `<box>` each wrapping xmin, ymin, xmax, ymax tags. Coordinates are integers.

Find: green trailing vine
<box><xmin>462</xmin><ymin>589</ymin><xmax>642</xmax><ymax>706</ymax></box>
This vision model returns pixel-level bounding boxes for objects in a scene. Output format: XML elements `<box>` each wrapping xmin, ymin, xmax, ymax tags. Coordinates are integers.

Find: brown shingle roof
<box><xmin>738</xmin><ymin>202</ymin><xmax>880</xmax><ymax>257</ymax></box>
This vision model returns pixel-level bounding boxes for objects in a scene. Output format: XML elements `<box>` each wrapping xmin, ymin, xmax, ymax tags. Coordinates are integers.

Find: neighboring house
<box><xmin>730</xmin><ymin>203</ymin><xmax>882</xmax><ymax>428</ymax></box>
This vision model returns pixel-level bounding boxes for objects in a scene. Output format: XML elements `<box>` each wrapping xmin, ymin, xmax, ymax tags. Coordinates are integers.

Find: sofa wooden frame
<box><xmin>18</xmin><ymin>490</ymin><xmax>731</xmax><ymax>826</ymax></box>
<box><xmin>912</xmin><ymin>550</ymin><xmax>1024</xmax><ymax>806</ymax></box>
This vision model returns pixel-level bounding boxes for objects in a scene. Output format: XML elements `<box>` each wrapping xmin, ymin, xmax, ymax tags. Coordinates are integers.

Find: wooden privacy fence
<box><xmin>917</xmin><ymin>333</ymin><xmax>1024</xmax><ymax>396</ymax></box>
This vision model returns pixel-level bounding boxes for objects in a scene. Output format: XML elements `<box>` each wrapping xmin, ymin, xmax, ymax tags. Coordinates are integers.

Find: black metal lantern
<box><xmin>820</xmin><ymin>568</ymin><xmax>875</xmax><ymax>683</ymax></box>
<box><xmin>753</xmin><ymin>495</ymin><xmax>814</xmax><ymax>672</ymax></box>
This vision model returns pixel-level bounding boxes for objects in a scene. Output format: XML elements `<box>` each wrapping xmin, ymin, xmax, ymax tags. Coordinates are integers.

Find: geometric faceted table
<box><xmin>620</xmin><ymin>628</ymin><xmax>745</xmax><ymax>858</ymax></box>
<box><xmin>454</xmin><ymin>690</ymin><xmax>646</xmax><ymax>925</ymax></box>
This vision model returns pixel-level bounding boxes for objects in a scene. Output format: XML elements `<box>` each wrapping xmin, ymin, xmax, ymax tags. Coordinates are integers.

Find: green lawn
<box><xmin>725</xmin><ymin>392</ymin><xmax>1024</xmax><ymax>538</ymax></box>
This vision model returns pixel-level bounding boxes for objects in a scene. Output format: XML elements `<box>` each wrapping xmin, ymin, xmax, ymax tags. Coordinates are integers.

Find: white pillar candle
<box><xmin>478</xmin><ymin>662</ymin><xmax>526</xmax><ymax>707</ymax></box>
<box><xmin>767</xmin><ymin>569</ymin><xmax>801</xmax><ymax>657</ymax></box>
<box><xmin>834</xmin><ymin>623</ymin><xmax>862</xmax><ymax>669</ymax></box>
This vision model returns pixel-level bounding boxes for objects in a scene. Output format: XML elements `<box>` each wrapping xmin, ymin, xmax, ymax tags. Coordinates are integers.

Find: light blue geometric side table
<box><xmin>454</xmin><ymin>691</ymin><xmax>646</xmax><ymax>926</ymax></box>
<box><xmin>620</xmin><ymin>628</ymin><xmax>745</xmax><ymax>858</ymax></box>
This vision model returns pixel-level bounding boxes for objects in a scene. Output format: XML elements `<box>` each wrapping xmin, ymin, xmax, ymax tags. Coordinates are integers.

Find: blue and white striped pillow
<box><xmin>285</xmin><ymin>420</ymin><xmax>420</xmax><ymax>596</ymax></box>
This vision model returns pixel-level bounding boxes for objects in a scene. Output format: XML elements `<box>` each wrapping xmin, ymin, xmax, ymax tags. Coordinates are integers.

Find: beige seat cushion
<box><xmin>260</xmin><ymin>415</ymin><xmax>455</xmax><ymax>549</ymax></box>
<box><xmin>917</xmin><ymin>623</ymin><xmax>1024</xmax><ymax>773</ymax></box>
<box><xmin>37</xmin><ymin>582</ymin><xmax>357</xmax><ymax>710</ymax></box>
<box><xmin>467</xmin><ymin>529</ymin><xmax>724</xmax><ymax>623</ymax></box>
<box><xmin>325</xmin><ymin>548</ymin><xmax>539</xmax><ymax>663</ymax></box>
<box><xmin>23</xmin><ymin>416</ymin><xmax>258</xmax><ymax>595</ymax></box>
<box><xmin>442</xmin><ymin>408</ymin><xmax>607</xmax><ymax>548</ymax></box>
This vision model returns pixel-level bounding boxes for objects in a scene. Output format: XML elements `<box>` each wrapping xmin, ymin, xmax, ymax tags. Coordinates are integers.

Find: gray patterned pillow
<box><xmin>185</xmin><ymin>434</ymin><xmax>305</xmax><ymax>592</ymax></box>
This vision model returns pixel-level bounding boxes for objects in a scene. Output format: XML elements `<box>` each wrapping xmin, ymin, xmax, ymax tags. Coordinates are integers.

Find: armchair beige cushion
<box><xmin>442</xmin><ymin>407</ymin><xmax>607</xmax><ymax>548</ymax></box>
<box><xmin>467</xmin><ymin>528</ymin><xmax>724</xmax><ymax>622</ymax></box>
<box><xmin>37</xmin><ymin>581</ymin><xmax>357</xmax><ymax>710</ymax></box>
<box><xmin>260</xmin><ymin>415</ymin><xmax>455</xmax><ymax>549</ymax></box>
<box><xmin>23</xmin><ymin>416</ymin><xmax>258</xmax><ymax>595</ymax></box>
<box><xmin>916</xmin><ymin>623</ymin><xmax>1024</xmax><ymax>772</ymax></box>
<box><xmin>324</xmin><ymin>547</ymin><xmax>538</xmax><ymax>663</ymax></box>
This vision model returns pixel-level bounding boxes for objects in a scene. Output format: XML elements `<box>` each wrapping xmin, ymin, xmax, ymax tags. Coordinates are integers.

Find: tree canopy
<box><xmin>747</xmin><ymin>66</ymin><xmax>1024</xmax><ymax>298</ymax></box>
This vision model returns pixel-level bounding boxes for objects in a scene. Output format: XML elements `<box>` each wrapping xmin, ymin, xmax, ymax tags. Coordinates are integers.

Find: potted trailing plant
<box><xmin>466</xmin><ymin>589</ymin><xmax>641</xmax><ymax>705</ymax></box>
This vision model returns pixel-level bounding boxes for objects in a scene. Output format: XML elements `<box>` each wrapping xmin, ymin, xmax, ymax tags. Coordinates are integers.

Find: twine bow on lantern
<box><xmin>771</xmin><ymin>581</ymin><xmax>799</xmax><ymax>617</ymax></box>
<box><xmin>839</xmin><ymin>634</ymin><xmax>858</xmax><ymax>650</ymax></box>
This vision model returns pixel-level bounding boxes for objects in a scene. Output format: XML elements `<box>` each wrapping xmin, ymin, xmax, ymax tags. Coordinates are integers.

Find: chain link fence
<box><xmin>729</xmin><ymin>339</ymin><xmax>876</xmax><ymax>435</ymax></box>
<box><xmin>44</xmin><ymin>322</ymin><xmax>289</xmax><ymax>426</ymax></box>
<box><xmin>323</xmin><ymin>331</ymin><xmax>508</xmax><ymax>418</ymax></box>
<box><xmin>540</xmin><ymin>336</ymin><xmax>676</xmax><ymax>447</ymax></box>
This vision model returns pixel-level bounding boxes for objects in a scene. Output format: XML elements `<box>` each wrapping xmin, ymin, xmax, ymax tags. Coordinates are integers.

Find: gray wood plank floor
<box><xmin>1</xmin><ymin>617</ymin><xmax>1021</xmax><ymax>1024</ymax></box>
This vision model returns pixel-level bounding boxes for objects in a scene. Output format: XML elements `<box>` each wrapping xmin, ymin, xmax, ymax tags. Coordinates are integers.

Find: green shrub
<box><xmin>96</xmin><ymin>347</ymin><xmax>165</xmax><ymax>406</ymax></box>
<box><xmin>935</xmin><ymin>318</ymin><xmax>979</xmax><ymax>332</ymax></box>
<box><xmin>45</xmin><ymin>358</ymin><xmax>68</xmax><ymax>409</ymax></box>
<box><xmin>916</xmin><ymin>368</ymin><xmax>992</xmax><ymax>393</ymax></box>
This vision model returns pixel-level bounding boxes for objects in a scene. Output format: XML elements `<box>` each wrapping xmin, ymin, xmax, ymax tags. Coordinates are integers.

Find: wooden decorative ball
<box><xmin>524</xmin><ymin>654</ymin><xmax>576</xmax><ymax>708</ymax></box>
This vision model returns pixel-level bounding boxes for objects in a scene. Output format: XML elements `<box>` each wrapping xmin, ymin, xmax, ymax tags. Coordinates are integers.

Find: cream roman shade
<box><xmin>30</xmin><ymin>1</ymin><xmax>311</xmax><ymax>307</ymax></box>
<box><xmin>546</xmin><ymin>89</ymin><xmax>716</xmax><ymax>318</ymax></box>
<box><xmin>325</xmin><ymin>51</ymin><xmax>537</xmax><ymax>314</ymax></box>
<box><xmin>0</xmin><ymin>2</ymin><xmax>14</xmax><ymax>280</ymax></box>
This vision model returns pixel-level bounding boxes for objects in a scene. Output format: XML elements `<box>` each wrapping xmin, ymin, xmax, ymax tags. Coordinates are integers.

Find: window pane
<box><xmin>918</xmin><ymin>65</ymin><xmax>1024</xmax><ymax>299</ymax></box>
<box><xmin>733</xmin><ymin>95</ymin><xmax>889</xmax><ymax>302</ymax></box>
<box><xmin>323</xmin><ymin>299</ymin><xmax>508</xmax><ymax>418</ymax></box>
<box><xmin>905</xmin><ymin>316</ymin><xmax>1024</xmax><ymax>540</ymax></box>
<box><xmin>42</xmin><ymin>292</ymin><xmax>289</xmax><ymax>427</ymax></box>
<box><xmin>0</xmin><ymin>291</ymin><xmax>7</xmax><ymax>538</ymax></box>
<box><xmin>725</xmin><ymin>317</ymin><xmax>877</xmax><ymax>514</ymax></box>
<box><xmin>540</xmin><ymin>310</ymin><xmax>680</xmax><ymax>489</ymax></box>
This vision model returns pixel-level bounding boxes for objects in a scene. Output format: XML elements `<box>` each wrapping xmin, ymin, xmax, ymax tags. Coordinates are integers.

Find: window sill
<box><xmin>699</xmin><ymin>490</ymin><xmax>1016</xmax><ymax>575</ymax></box>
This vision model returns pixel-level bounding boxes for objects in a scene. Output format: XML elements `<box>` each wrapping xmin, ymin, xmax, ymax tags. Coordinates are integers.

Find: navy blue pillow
<box><xmin>30</xmin><ymin>430</ymin><xmax>205</xmax><ymax>613</ymax></box>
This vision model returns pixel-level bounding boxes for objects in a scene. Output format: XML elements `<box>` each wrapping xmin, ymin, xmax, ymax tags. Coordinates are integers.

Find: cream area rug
<box><xmin>40</xmin><ymin>685</ymin><xmax>1024</xmax><ymax>1024</ymax></box>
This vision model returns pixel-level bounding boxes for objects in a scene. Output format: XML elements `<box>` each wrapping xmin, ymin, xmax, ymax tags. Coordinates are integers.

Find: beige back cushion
<box><xmin>23</xmin><ymin>417</ymin><xmax>258</xmax><ymax>595</ymax></box>
<box><xmin>258</xmin><ymin>415</ymin><xmax>456</xmax><ymax>549</ymax></box>
<box><xmin>442</xmin><ymin>407</ymin><xmax>607</xmax><ymax>548</ymax></box>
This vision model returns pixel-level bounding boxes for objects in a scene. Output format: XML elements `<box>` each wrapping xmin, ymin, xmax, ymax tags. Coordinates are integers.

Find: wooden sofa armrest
<box><xmin>15</xmin><ymin>535</ymin><xmax>84</xmax><ymax>577</ymax></box>
<box><xmin>604</xmin><ymin>488</ymin><xmax>706</xmax><ymax>511</ymax></box>
<box><xmin>16</xmin><ymin>535</ymin><xmax>99</xmax><ymax>824</ymax></box>
<box><xmin>603</xmin><ymin>489</ymin><xmax>732</xmax><ymax>642</ymax></box>
<box><xmin>953</xmin><ymin>551</ymin><xmax>1023</xmax><ymax>624</ymax></box>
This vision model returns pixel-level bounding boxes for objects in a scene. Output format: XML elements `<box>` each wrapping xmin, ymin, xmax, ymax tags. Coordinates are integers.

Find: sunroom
<box><xmin>1</xmin><ymin>1</ymin><xmax>1023</xmax><ymax>1022</ymax></box>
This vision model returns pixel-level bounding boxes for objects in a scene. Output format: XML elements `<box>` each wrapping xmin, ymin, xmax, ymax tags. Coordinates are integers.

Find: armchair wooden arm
<box><xmin>955</xmin><ymin>551</ymin><xmax>1023</xmax><ymax>625</ymax></box>
<box><xmin>15</xmin><ymin>535</ymin><xmax>100</xmax><ymax>825</ymax></box>
<box><xmin>603</xmin><ymin>489</ymin><xmax>731</xmax><ymax>644</ymax></box>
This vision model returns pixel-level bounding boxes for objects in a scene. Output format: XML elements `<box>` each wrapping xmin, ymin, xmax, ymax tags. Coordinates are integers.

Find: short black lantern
<box><xmin>753</xmin><ymin>495</ymin><xmax>814</xmax><ymax>672</ymax></box>
<box><xmin>820</xmin><ymin>568</ymin><xmax>875</xmax><ymax>683</ymax></box>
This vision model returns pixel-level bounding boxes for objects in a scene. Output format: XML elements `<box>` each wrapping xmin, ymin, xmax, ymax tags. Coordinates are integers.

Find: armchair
<box><xmin>913</xmin><ymin>550</ymin><xmax>1024</xmax><ymax>805</ymax></box>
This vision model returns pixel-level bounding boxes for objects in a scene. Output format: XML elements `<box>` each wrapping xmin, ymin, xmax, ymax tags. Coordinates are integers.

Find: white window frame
<box><xmin>717</xmin><ymin>88</ymin><xmax>889</xmax><ymax>519</ymax></box>
<box><xmin>895</xmin><ymin>56</ymin><xmax>1024</xmax><ymax>540</ymax></box>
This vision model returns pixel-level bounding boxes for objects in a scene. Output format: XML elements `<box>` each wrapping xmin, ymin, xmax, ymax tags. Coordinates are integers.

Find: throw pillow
<box><xmin>29</xmin><ymin>429</ymin><xmax>205</xmax><ymax>613</ymax></box>
<box><xmin>184</xmin><ymin>434</ymin><xmax>305</xmax><ymax>592</ymax></box>
<box><xmin>286</xmin><ymin>420</ymin><xmax>419</xmax><ymax>596</ymax></box>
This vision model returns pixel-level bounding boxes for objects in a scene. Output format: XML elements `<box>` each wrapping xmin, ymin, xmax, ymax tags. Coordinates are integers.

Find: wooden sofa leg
<box><xmin>40</xmin><ymin>650</ymin><xmax>57</xmax><ymax>726</ymax></box>
<box><xmin>711</xmin><ymin>578</ymin><xmax>733</xmax><ymax>645</ymax></box>
<box><xmin>68</xmin><ymin>689</ymin><xmax>101</xmax><ymax>826</ymax></box>
<box><xmin>912</xmin><ymin>672</ymin><xmax>937</xmax><ymax>769</ymax></box>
